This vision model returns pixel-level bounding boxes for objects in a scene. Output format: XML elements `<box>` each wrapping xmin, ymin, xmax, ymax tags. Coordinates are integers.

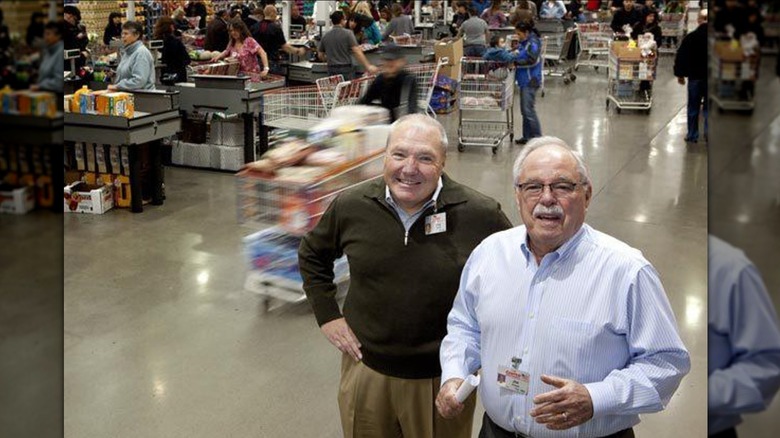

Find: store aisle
<box><xmin>64</xmin><ymin>54</ymin><xmax>707</xmax><ymax>437</ymax></box>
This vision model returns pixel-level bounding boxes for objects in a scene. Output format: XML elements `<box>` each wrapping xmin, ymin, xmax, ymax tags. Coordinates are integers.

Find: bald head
<box><xmin>387</xmin><ymin>114</ymin><xmax>449</xmax><ymax>156</ymax></box>
<box><xmin>698</xmin><ymin>9</ymin><xmax>708</xmax><ymax>24</ymax></box>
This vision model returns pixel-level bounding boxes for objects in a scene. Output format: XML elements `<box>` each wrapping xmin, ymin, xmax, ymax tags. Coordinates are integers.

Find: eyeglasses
<box><xmin>515</xmin><ymin>181</ymin><xmax>586</xmax><ymax>198</ymax></box>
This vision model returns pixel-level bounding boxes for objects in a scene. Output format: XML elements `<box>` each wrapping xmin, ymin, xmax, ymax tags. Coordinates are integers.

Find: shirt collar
<box><xmin>385</xmin><ymin>176</ymin><xmax>444</xmax><ymax>213</ymax></box>
<box><xmin>520</xmin><ymin>224</ymin><xmax>588</xmax><ymax>264</ymax></box>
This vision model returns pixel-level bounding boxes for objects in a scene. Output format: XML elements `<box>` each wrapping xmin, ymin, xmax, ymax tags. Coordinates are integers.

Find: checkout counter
<box><xmin>0</xmin><ymin>112</ymin><xmax>64</xmax><ymax>212</ymax></box>
<box><xmin>174</xmin><ymin>74</ymin><xmax>286</xmax><ymax>164</ymax></box>
<box><xmin>64</xmin><ymin>90</ymin><xmax>180</xmax><ymax>213</ymax></box>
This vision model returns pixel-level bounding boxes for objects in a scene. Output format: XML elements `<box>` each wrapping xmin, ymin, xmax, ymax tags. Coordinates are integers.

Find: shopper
<box><xmin>631</xmin><ymin>9</ymin><xmax>661</xmax><ymax>43</ymax></box>
<box><xmin>471</xmin><ymin>0</ymin><xmax>491</xmax><ymax>16</ymax></box>
<box><xmin>450</xmin><ymin>1</ymin><xmax>470</xmax><ymax>37</ymax></box>
<box><xmin>109</xmin><ymin>21</ymin><xmax>156</xmax><ymax>91</ymax></box>
<box><xmin>358</xmin><ymin>44</ymin><xmax>418</xmax><ymax>122</ymax></box>
<box><xmin>610</xmin><ymin>0</ymin><xmax>644</xmax><ymax>35</ymax></box>
<box><xmin>251</xmin><ymin>5</ymin><xmax>306</xmax><ymax>74</ymax></box>
<box><xmin>540</xmin><ymin>0</ymin><xmax>567</xmax><ymax>19</ymax></box>
<box><xmin>155</xmin><ymin>17</ymin><xmax>190</xmax><ymax>85</ymax></box>
<box><xmin>291</xmin><ymin>2</ymin><xmax>307</xmax><ymax>28</ymax></box>
<box><xmin>172</xmin><ymin>8</ymin><xmax>192</xmax><ymax>34</ymax></box>
<box><xmin>299</xmin><ymin>114</ymin><xmax>512</xmax><ymax>438</ymax></box>
<box><xmin>31</xmin><ymin>21</ymin><xmax>64</xmax><ymax>93</ymax></box>
<box><xmin>348</xmin><ymin>12</ymin><xmax>382</xmax><ymax>45</ymax></box>
<box><xmin>382</xmin><ymin>4</ymin><xmax>415</xmax><ymax>40</ymax></box>
<box><xmin>317</xmin><ymin>11</ymin><xmax>378</xmax><ymax>79</ymax></box>
<box><xmin>515</xmin><ymin>0</ymin><xmax>538</xmax><ymax>19</ymax></box>
<box><xmin>204</xmin><ymin>10</ymin><xmax>230</xmax><ymax>52</ymax></box>
<box><xmin>103</xmin><ymin>12</ymin><xmax>123</xmax><ymax>46</ymax></box>
<box><xmin>483</xmin><ymin>21</ymin><xmax>543</xmax><ymax>144</ymax></box>
<box><xmin>185</xmin><ymin>0</ymin><xmax>209</xmax><ymax>29</ymax></box>
<box><xmin>211</xmin><ymin>19</ymin><xmax>270</xmax><ymax>77</ymax></box>
<box><xmin>674</xmin><ymin>9</ymin><xmax>707</xmax><ymax>143</ymax></box>
<box><xmin>709</xmin><ymin>236</ymin><xmax>780</xmax><ymax>438</ymax></box>
<box><xmin>63</xmin><ymin>5</ymin><xmax>88</xmax><ymax>70</ymax></box>
<box><xmin>510</xmin><ymin>4</ymin><xmax>536</xmax><ymax>27</ymax></box>
<box><xmin>480</xmin><ymin>0</ymin><xmax>508</xmax><ymax>28</ymax></box>
<box><xmin>714</xmin><ymin>0</ymin><xmax>749</xmax><ymax>38</ymax></box>
<box><xmin>26</xmin><ymin>12</ymin><xmax>46</xmax><ymax>48</ymax></box>
<box><xmin>457</xmin><ymin>6</ymin><xmax>490</xmax><ymax>57</ymax></box>
<box><xmin>437</xmin><ymin>137</ymin><xmax>691</xmax><ymax>438</ymax></box>
<box><xmin>564</xmin><ymin>0</ymin><xmax>586</xmax><ymax>22</ymax></box>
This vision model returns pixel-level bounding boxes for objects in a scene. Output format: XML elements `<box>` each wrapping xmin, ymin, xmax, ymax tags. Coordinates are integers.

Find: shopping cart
<box><xmin>606</xmin><ymin>42</ymin><xmax>657</xmax><ymax>114</ymax></box>
<box><xmin>242</xmin><ymin>227</ymin><xmax>350</xmax><ymax>311</ymax></box>
<box><xmin>315</xmin><ymin>74</ymin><xmax>344</xmax><ymax>114</ymax></box>
<box><xmin>575</xmin><ymin>22</ymin><xmax>612</xmax><ymax>71</ymax></box>
<box><xmin>457</xmin><ymin>59</ymin><xmax>515</xmax><ymax>154</ymax></box>
<box><xmin>710</xmin><ymin>42</ymin><xmax>759</xmax><ymax>114</ymax></box>
<box><xmin>330</xmin><ymin>74</ymin><xmax>376</xmax><ymax>110</ymax></box>
<box><xmin>659</xmin><ymin>12</ymin><xmax>687</xmax><ymax>54</ymax></box>
<box><xmin>261</xmin><ymin>85</ymin><xmax>332</xmax><ymax>131</ymax></box>
<box><xmin>390</xmin><ymin>32</ymin><xmax>423</xmax><ymax>46</ymax></box>
<box><xmin>238</xmin><ymin>152</ymin><xmax>384</xmax><ymax>310</ymax></box>
<box><xmin>542</xmin><ymin>27</ymin><xmax>578</xmax><ymax>84</ymax></box>
<box><xmin>405</xmin><ymin>58</ymin><xmax>447</xmax><ymax>117</ymax></box>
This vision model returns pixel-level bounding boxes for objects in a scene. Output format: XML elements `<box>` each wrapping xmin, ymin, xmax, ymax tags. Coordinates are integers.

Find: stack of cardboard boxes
<box><xmin>0</xmin><ymin>144</ymin><xmax>55</xmax><ymax>214</ymax></box>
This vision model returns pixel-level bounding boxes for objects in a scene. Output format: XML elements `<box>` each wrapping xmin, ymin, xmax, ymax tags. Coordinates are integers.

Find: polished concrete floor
<box><xmin>709</xmin><ymin>56</ymin><xmax>780</xmax><ymax>437</ymax></box>
<box><xmin>63</xmin><ymin>53</ymin><xmax>708</xmax><ymax>436</ymax></box>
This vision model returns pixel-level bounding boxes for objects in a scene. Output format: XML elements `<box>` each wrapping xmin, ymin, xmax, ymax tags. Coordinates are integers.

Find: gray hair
<box><xmin>512</xmin><ymin>136</ymin><xmax>591</xmax><ymax>184</ymax></box>
<box><xmin>387</xmin><ymin>114</ymin><xmax>448</xmax><ymax>155</ymax></box>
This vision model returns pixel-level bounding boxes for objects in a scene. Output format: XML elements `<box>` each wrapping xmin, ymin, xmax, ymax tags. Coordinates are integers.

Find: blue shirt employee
<box><xmin>436</xmin><ymin>136</ymin><xmax>691</xmax><ymax>438</ymax></box>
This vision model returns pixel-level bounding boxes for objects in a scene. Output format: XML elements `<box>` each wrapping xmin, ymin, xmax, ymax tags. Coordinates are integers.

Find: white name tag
<box><xmin>497</xmin><ymin>365</ymin><xmax>530</xmax><ymax>395</ymax></box>
<box><xmin>425</xmin><ymin>212</ymin><xmax>447</xmax><ymax>235</ymax></box>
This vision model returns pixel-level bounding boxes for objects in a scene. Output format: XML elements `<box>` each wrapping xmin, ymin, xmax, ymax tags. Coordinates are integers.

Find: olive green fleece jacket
<box><xmin>298</xmin><ymin>173</ymin><xmax>513</xmax><ymax>379</ymax></box>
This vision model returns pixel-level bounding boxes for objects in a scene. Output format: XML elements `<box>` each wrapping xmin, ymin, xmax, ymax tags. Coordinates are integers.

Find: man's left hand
<box><xmin>529</xmin><ymin>374</ymin><xmax>594</xmax><ymax>430</ymax></box>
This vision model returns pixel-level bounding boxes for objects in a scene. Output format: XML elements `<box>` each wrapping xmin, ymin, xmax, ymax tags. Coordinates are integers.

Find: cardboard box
<box><xmin>438</xmin><ymin>64</ymin><xmax>460</xmax><ymax>81</ymax></box>
<box><xmin>0</xmin><ymin>185</ymin><xmax>35</xmax><ymax>214</ymax></box>
<box><xmin>714</xmin><ymin>41</ymin><xmax>745</xmax><ymax>62</ymax></box>
<box><xmin>611</xmin><ymin>41</ymin><xmax>645</xmax><ymax>61</ymax></box>
<box><xmin>63</xmin><ymin>182</ymin><xmax>114</xmax><ymax>214</ymax></box>
<box><xmin>16</xmin><ymin>91</ymin><xmax>57</xmax><ymax>117</ymax></box>
<box><xmin>95</xmin><ymin>92</ymin><xmax>134</xmax><ymax>118</ymax></box>
<box><xmin>434</xmin><ymin>38</ymin><xmax>463</xmax><ymax>67</ymax></box>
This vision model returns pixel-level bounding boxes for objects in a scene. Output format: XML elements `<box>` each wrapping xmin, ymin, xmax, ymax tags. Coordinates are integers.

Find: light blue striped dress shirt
<box><xmin>441</xmin><ymin>224</ymin><xmax>691</xmax><ymax>438</ymax></box>
<box><xmin>708</xmin><ymin>236</ymin><xmax>780</xmax><ymax>434</ymax></box>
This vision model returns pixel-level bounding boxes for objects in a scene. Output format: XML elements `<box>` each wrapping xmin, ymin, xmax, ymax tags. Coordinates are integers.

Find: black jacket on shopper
<box><xmin>358</xmin><ymin>70</ymin><xmax>418</xmax><ymax>122</ymax></box>
<box><xmin>611</xmin><ymin>7</ymin><xmax>644</xmax><ymax>33</ymax></box>
<box><xmin>204</xmin><ymin>17</ymin><xmax>229</xmax><ymax>52</ymax></box>
<box><xmin>186</xmin><ymin>2</ymin><xmax>209</xmax><ymax>29</ymax></box>
<box><xmin>161</xmin><ymin>34</ymin><xmax>191</xmax><ymax>84</ymax></box>
<box><xmin>674</xmin><ymin>22</ymin><xmax>707</xmax><ymax>81</ymax></box>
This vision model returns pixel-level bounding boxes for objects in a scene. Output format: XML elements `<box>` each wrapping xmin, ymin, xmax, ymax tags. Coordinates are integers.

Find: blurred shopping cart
<box><xmin>457</xmin><ymin>59</ymin><xmax>515</xmax><ymax>154</ymax></box>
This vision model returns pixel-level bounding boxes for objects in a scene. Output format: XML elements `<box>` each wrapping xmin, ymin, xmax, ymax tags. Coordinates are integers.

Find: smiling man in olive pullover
<box><xmin>299</xmin><ymin>114</ymin><xmax>512</xmax><ymax>438</ymax></box>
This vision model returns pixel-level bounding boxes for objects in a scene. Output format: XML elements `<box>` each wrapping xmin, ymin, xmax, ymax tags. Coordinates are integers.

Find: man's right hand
<box><xmin>321</xmin><ymin>317</ymin><xmax>362</xmax><ymax>361</ymax></box>
<box><xmin>366</xmin><ymin>65</ymin><xmax>380</xmax><ymax>75</ymax></box>
<box><xmin>436</xmin><ymin>378</ymin><xmax>466</xmax><ymax>419</ymax></box>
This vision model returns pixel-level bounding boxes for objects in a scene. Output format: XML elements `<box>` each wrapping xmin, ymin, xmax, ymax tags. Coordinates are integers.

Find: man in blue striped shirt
<box><xmin>436</xmin><ymin>136</ymin><xmax>691</xmax><ymax>438</ymax></box>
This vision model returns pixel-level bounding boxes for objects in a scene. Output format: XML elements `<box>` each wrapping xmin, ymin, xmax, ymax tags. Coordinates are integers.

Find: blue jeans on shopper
<box><xmin>686</xmin><ymin>79</ymin><xmax>707</xmax><ymax>142</ymax></box>
<box><xmin>520</xmin><ymin>86</ymin><xmax>542</xmax><ymax>140</ymax></box>
<box><xmin>464</xmin><ymin>44</ymin><xmax>487</xmax><ymax>57</ymax></box>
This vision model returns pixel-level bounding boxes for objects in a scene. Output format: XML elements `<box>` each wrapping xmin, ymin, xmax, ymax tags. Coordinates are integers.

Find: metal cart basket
<box><xmin>576</xmin><ymin>22</ymin><xmax>612</xmax><ymax>71</ymax></box>
<box><xmin>457</xmin><ymin>59</ymin><xmax>515</xmax><ymax>154</ymax></box>
<box><xmin>606</xmin><ymin>43</ymin><xmax>657</xmax><ymax>114</ymax></box>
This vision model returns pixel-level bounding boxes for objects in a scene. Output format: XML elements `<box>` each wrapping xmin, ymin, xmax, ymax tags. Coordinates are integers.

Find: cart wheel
<box><xmin>605</xmin><ymin>99</ymin><xmax>609</xmax><ymax>110</ymax></box>
<box><xmin>616</xmin><ymin>107</ymin><xmax>621</xmax><ymax>114</ymax></box>
<box><xmin>718</xmin><ymin>107</ymin><xmax>724</xmax><ymax>114</ymax></box>
<box><xmin>457</xmin><ymin>143</ymin><xmax>465</xmax><ymax>152</ymax></box>
<box><xmin>563</xmin><ymin>77</ymin><xmax>570</xmax><ymax>85</ymax></box>
<box><xmin>541</xmin><ymin>90</ymin><xmax>545</xmax><ymax>97</ymax></box>
<box><xmin>261</xmin><ymin>297</ymin><xmax>271</xmax><ymax>313</ymax></box>
<box><xmin>574</xmin><ymin>65</ymin><xmax>579</xmax><ymax>71</ymax></box>
<box><xmin>570</xmin><ymin>74</ymin><xmax>577</xmax><ymax>82</ymax></box>
<box><xmin>594</xmin><ymin>66</ymin><xmax>599</xmax><ymax>71</ymax></box>
<box><xmin>509</xmin><ymin>133</ymin><xmax>514</xmax><ymax>142</ymax></box>
<box><xmin>745</xmin><ymin>109</ymin><xmax>754</xmax><ymax>116</ymax></box>
<box><xmin>492</xmin><ymin>146</ymin><xmax>498</xmax><ymax>155</ymax></box>
<box><xmin>645</xmin><ymin>108</ymin><xmax>651</xmax><ymax>115</ymax></box>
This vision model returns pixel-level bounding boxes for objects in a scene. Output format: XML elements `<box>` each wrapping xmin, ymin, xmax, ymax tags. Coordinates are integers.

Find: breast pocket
<box><xmin>548</xmin><ymin>317</ymin><xmax>600</xmax><ymax>372</ymax></box>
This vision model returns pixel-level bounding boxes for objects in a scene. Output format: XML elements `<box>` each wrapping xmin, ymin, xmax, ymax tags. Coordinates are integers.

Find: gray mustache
<box><xmin>533</xmin><ymin>204</ymin><xmax>564</xmax><ymax>218</ymax></box>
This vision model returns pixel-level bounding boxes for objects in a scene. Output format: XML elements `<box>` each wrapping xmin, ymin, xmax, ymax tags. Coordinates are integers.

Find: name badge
<box><xmin>425</xmin><ymin>212</ymin><xmax>447</xmax><ymax>235</ymax></box>
<box><xmin>497</xmin><ymin>365</ymin><xmax>530</xmax><ymax>395</ymax></box>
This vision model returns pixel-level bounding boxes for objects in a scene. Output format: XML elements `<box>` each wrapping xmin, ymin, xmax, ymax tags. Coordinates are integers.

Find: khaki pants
<box><xmin>338</xmin><ymin>354</ymin><xmax>476</xmax><ymax>438</ymax></box>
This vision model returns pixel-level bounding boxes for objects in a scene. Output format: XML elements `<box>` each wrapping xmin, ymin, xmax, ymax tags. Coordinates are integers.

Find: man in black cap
<box><xmin>358</xmin><ymin>44</ymin><xmax>418</xmax><ymax>122</ymax></box>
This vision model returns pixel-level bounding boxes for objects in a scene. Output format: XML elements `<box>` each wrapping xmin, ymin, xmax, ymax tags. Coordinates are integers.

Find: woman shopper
<box><xmin>155</xmin><ymin>17</ymin><xmax>190</xmax><ymax>85</ymax></box>
<box><xmin>382</xmin><ymin>3</ymin><xmax>414</xmax><ymax>40</ymax></box>
<box><xmin>481</xmin><ymin>0</ymin><xmax>508</xmax><ymax>28</ymax></box>
<box><xmin>211</xmin><ymin>19</ymin><xmax>270</xmax><ymax>78</ymax></box>
<box><xmin>108</xmin><ymin>21</ymin><xmax>156</xmax><ymax>91</ymax></box>
<box><xmin>103</xmin><ymin>12</ymin><xmax>123</xmax><ymax>45</ymax></box>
